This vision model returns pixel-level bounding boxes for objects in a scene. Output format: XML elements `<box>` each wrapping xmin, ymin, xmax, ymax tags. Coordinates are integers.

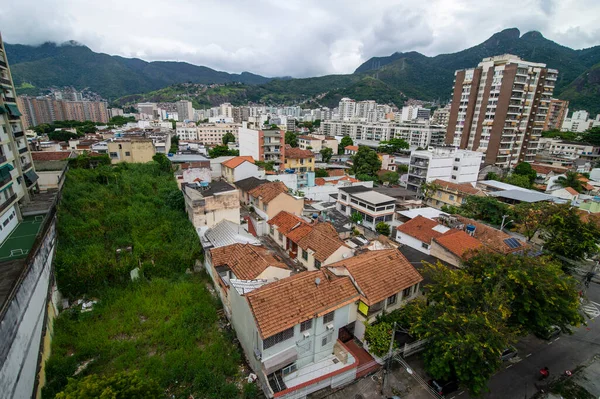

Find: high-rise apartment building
<box><xmin>446</xmin><ymin>54</ymin><xmax>557</xmax><ymax>167</ymax></box>
<box><xmin>238</xmin><ymin>122</ymin><xmax>285</xmax><ymax>170</ymax></box>
<box><xmin>17</xmin><ymin>96</ymin><xmax>109</xmax><ymax>128</ymax></box>
<box><xmin>543</xmin><ymin>99</ymin><xmax>569</xmax><ymax>131</ymax></box>
<box><xmin>431</xmin><ymin>104</ymin><xmax>451</xmax><ymax>126</ymax></box>
<box><xmin>338</xmin><ymin>98</ymin><xmax>356</xmax><ymax>121</ymax></box>
<box><xmin>137</xmin><ymin>102</ymin><xmax>158</xmax><ymax>119</ymax></box>
<box><xmin>176</xmin><ymin>100</ymin><xmax>194</xmax><ymax>122</ymax></box>
<box><xmin>0</xmin><ymin>35</ymin><xmax>38</xmax><ymax>229</ymax></box>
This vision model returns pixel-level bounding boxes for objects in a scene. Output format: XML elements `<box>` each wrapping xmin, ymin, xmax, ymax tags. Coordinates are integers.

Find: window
<box><xmin>451</xmin><ymin>175</ymin><xmax>457</xmax><ymax>180</ymax></box>
<box><xmin>421</xmin><ymin>242</ymin><xmax>429</xmax><ymax>249</ymax></box>
<box><xmin>270</xmin><ymin>226</ymin><xmax>274</xmax><ymax>235</ymax></box>
<box><xmin>322</xmin><ymin>333</ymin><xmax>332</xmax><ymax>347</ymax></box>
<box><xmin>340</xmin><ymin>205</ymin><xmax>347</xmax><ymax>212</ymax></box>
<box><xmin>302</xmin><ymin>249</ymin><xmax>308</xmax><ymax>260</ymax></box>
<box><xmin>300</xmin><ymin>319</ymin><xmax>312</xmax><ymax>332</ymax></box>
<box><xmin>263</xmin><ymin>204</ymin><xmax>267</xmax><ymax>211</ymax></box>
<box><xmin>323</xmin><ymin>311</ymin><xmax>334</xmax><ymax>324</ymax></box>
<box><xmin>125</xmin><ymin>151</ymin><xmax>131</xmax><ymax>156</ymax></box>
<box><xmin>449</xmin><ymin>195</ymin><xmax>455</xmax><ymax>201</ymax></box>
<box><xmin>315</xmin><ymin>259</ymin><xmax>321</xmax><ymax>269</ymax></box>
<box><xmin>109</xmin><ymin>152</ymin><xmax>118</xmax><ymax>158</ymax></box>
<box><xmin>263</xmin><ymin>326</ymin><xmax>294</xmax><ymax>349</ymax></box>
<box><xmin>387</xmin><ymin>294</ymin><xmax>398</xmax><ymax>306</ymax></box>
<box><xmin>278</xmin><ymin>231</ymin><xmax>283</xmax><ymax>241</ymax></box>
<box><xmin>403</xmin><ymin>286</ymin><xmax>412</xmax><ymax>298</ymax></box>
<box><xmin>282</xmin><ymin>363</ymin><xmax>297</xmax><ymax>376</ymax></box>
<box><xmin>341</xmin><ymin>194</ymin><xmax>347</xmax><ymax>201</ymax></box>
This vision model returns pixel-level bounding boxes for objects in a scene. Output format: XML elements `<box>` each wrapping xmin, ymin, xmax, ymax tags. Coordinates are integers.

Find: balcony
<box><xmin>0</xmin><ymin>77</ymin><xmax>11</xmax><ymax>86</ymax></box>
<box><xmin>3</xmin><ymin>96</ymin><xmax>15</xmax><ymax>103</ymax></box>
<box><xmin>0</xmin><ymin>173</ymin><xmax>12</xmax><ymax>188</ymax></box>
<box><xmin>18</xmin><ymin>147</ymin><xmax>28</xmax><ymax>154</ymax></box>
<box><xmin>0</xmin><ymin>60</ymin><xmax>7</xmax><ymax>69</ymax></box>
<box><xmin>13</xmin><ymin>131</ymin><xmax>24</xmax><ymax>138</ymax></box>
<box><xmin>0</xmin><ymin>193</ymin><xmax>17</xmax><ymax>213</ymax></box>
<box><xmin>22</xmin><ymin>162</ymin><xmax>32</xmax><ymax>171</ymax></box>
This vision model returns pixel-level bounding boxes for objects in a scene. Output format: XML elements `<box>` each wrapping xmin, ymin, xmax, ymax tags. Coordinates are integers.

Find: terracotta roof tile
<box><xmin>222</xmin><ymin>156</ymin><xmax>255</xmax><ymax>169</ymax></box>
<box><xmin>210</xmin><ymin>243</ymin><xmax>288</xmax><ymax>281</ymax></box>
<box><xmin>433</xmin><ymin>230</ymin><xmax>483</xmax><ymax>259</ymax></box>
<box><xmin>397</xmin><ymin>216</ymin><xmax>444</xmax><ymax>244</ymax></box>
<box><xmin>530</xmin><ymin>164</ymin><xmax>569</xmax><ymax>175</ymax></box>
<box><xmin>246</xmin><ymin>270</ymin><xmax>359</xmax><ymax>338</ymax></box>
<box><xmin>345</xmin><ymin>145</ymin><xmax>359</xmax><ymax>151</ymax></box>
<box><xmin>267</xmin><ymin>211</ymin><xmax>308</xmax><ymax>234</ymax></box>
<box><xmin>286</xmin><ymin>223</ymin><xmax>314</xmax><ymax>243</ymax></box>
<box><xmin>284</xmin><ymin>145</ymin><xmax>314</xmax><ymax>159</ymax></box>
<box><xmin>248</xmin><ymin>181</ymin><xmax>289</xmax><ymax>204</ymax></box>
<box><xmin>583</xmin><ymin>183</ymin><xmax>594</xmax><ymax>191</ymax></box>
<box><xmin>31</xmin><ymin>151</ymin><xmax>74</xmax><ymax>161</ymax></box>
<box><xmin>315</xmin><ymin>178</ymin><xmax>326</xmax><ymax>186</ymax></box>
<box><xmin>297</xmin><ymin>222</ymin><xmax>348</xmax><ymax>262</ymax></box>
<box><xmin>328</xmin><ymin>249</ymin><xmax>423</xmax><ymax>306</ymax></box>
<box><xmin>565</xmin><ymin>187</ymin><xmax>579</xmax><ymax>195</ymax></box>
<box><xmin>452</xmin><ymin>216</ymin><xmax>527</xmax><ymax>254</ymax></box>
<box><xmin>432</xmin><ymin>179</ymin><xmax>481</xmax><ymax>196</ymax></box>
<box><xmin>328</xmin><ymin>169</ymin><xmax>345</xmax><ymax>177</ymax></box>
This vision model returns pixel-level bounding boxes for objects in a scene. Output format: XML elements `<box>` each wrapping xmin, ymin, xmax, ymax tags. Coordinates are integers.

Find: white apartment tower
<box><xmin>446</xmin><ymin>54</ymin><xmax>557</xmax><ymax>167</ymax></box>
<box><xmin>176</xmin><ymin>100</ymin><xmax>194</xmax><ymax>122</ymax></box>
<box><xmin>338</xmin><ymin>98</ymin><xmax>356</xmax><ymax>121</ymax></box>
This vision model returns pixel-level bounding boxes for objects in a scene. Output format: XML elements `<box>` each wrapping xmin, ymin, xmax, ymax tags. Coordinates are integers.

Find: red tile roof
<box><xmin>210</xmin><ymin>243</ymin><xmax>288</xmax><ymax>281</ymax></box>
<box><xmin>530</xmin><ymin>163</ymin><xmax>569</xmax><ymax>175</ymax></box>
<box><xmin>246</xmin><ymin>270</ymin><xmax>359</xmax><ymax>338</ymax></box>
<box><xmin>284</xmin><ymin>145</ymin><xmax>314</xmax><ymax>159</ymax></box>
<box><xmin>267</xmin><ymin>211</ymin><xmax>308</xmax><ymax>235</ymax></box>
<box><xmin>397</xmin><ymin>216</ymin><xmax>444</xmax><ymax>244</ymax></box>
<box><xmin>432</xmin><ymin>179</ymin><xmax>482</xmax><ymax>196</ymax></box>
<box><xmin>328</xmin><ymin>169</ymin><xmax>345</xmax><ymax>177</ymax></box>
<box><xmin>31</xmin><ymin>151</ymin><xmax>74</xmax><ymax>161</ymax></box>
<box><xmin>328</xmin><ymin>249</ymin><xmax>423</xmax><ymax>306</ymax></box>
<box><xmin>345</xmin><ymin>145</ymin><xmax>359</xmax><ymax>152</ymax></box>
<box><xmin>248</xmin><ymin>181</ymin><xmax>289</xmax><ymax>204</ymax></box>
<box><xmin>433</xmin><ymin>230</ymin><xmax>483</xmax><ymax>259</ymax></box>
<box><xmin>452</xmin><ymin>216</ymin><xmax>527</xmax><ymax>254</ymax></box>
<box><xmin>565</xmin><ymin>187</ymin><xmax>579</xmax><ymax>195</ymax></box>
<box><xmin>222</xmin><ymin>156</ymin><xmax>255</xmax><ymax>169</ymax></box>
<box><xmin>297</xmin><ymin>222</ymin><xmax>348</xmax><ymax>262</ymax></box>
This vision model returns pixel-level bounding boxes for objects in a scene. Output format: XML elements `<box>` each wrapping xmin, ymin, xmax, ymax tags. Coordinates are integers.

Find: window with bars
<box><xmin>300</xmin><ymin>319</ymin><xmax>312</xmax><ymax>332</ymax></box>
<box><xmin>323</xmin><ymin>311</ymin><xmax>334</xmax><ymax>324</ymax></box>
<box><xmin>263</xmin><ymin>326</ymin><xmax>294</xmax><ymax>349</ymax></box>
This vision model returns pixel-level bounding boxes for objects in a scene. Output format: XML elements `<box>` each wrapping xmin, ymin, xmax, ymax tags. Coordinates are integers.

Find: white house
<box><xmin>395</xmin><ymin>215</ymin><xmax>449</xmax><ymax>255</ymax></box>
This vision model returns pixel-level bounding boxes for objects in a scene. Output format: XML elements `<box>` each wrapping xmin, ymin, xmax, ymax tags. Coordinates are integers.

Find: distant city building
<box><xmin>431</xmin><ymin>105</ymin><xmax>451</xmax><ymax>126</ymax></box>
<box><xmin>17</xmin><ymin>96</ymin><xmax>109</xmax><ymax>128</ymax></box>
<box><xmin>238</xmin><ymin>122</ymin><xmax>285</xmax><ymax>170</ymax></box>
<box><xmin>543</xmin><ymin>99</ymin><xmax>569</xmax><ymax>131</ymax></box>
<box><xmin>108</xmin><ymin>108</ymin><xmax>124</xmax><ymax>118</ymax></box>
<box><xmin>176</xmin><ymin>100</ymin><xmax>194</xmax><ymax>121</ymax></box>
<box><xmin>338</xmin><ymin>98</ymin><xmax>356</xmax><ymax>121</ymax></box>
<box><xmin>137</xmin><ymin>102</ymin><xmax>158</xmax><ymax>120</ymax></box>
<box><xmin>446</xmin><ymin>54</ymin><xmax>558</xmax><ymax>167</ymax></box>
<box><xmin>561</xmin><ymin>110</ymin><xmax>600</xmax><ymax>132</ymax></box>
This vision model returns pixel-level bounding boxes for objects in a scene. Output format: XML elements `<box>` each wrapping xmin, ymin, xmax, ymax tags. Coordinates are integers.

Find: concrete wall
<box><xmin>266</xmin><ymin>174</ymin><xmax>298</xmax><ymax>191</ymax></box>
<box><xmin>234</xmin><ymin>162</ymin><xmax>263</xmax><ymax>183</ymax></box>
<box><xmin>0</xmin><ymin>217</ymin><xmax>56</xmax><ymax>399</ymax></box>
<box><xmin>37</xmin><ymin>171</ymin><xmax>62</xmax><ymax>191</ymax></box>
<box><xmin>264</xmin><ymin>194</ymin><xmax>303</xmax><ymax>220</ymax></box>
<box><xmin>181</xmin><ymin>168</ymin><xmax>212</xmax><ymax>186</ymax></box>
<box><xmin>239</xmin><ymin>127</ymin><xmax>260</xmax><ymax>160</ymax></box>
<box><xmin>395</xmin><ymin>231</ymin><xmax>430</xmax><ymax>255</ymax></box>
<box><xmin>429</xmin><ymin>241</ymin><xmax>461</xmax><ymax>268</ymax></box>
<box><xmin>0</xmin><ymin>205</ymin><xmax>18</xmax><ymax>244</ymax></box>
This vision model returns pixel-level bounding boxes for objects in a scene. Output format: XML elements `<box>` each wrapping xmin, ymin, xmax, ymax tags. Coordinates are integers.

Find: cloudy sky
<box><xmin>1</xmin><ymin>0</ymin><xmax>599</xmax><ymax>77</ymax></box>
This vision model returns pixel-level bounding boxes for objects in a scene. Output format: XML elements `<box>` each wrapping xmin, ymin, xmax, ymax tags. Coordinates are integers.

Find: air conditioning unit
<box><xmin>303</xmin><ymin>331</ymin><xmax>310</xmax><ymax>339</ymax></box>
<box><xmin>326</xmin><ymin>324</ymin><xmax>334</xmax><ymax>331</ymax></box>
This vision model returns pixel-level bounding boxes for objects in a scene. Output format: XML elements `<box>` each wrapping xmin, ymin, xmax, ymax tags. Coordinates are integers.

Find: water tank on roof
<box><xmin>466</xmin><ymin>224</ymin><xmax>476</xmax><ymax>236</ymax></box>
<box><xmin>200</xmin><ymin>181</ymin><xmax>210</xmax><ymax>187</ymax></box>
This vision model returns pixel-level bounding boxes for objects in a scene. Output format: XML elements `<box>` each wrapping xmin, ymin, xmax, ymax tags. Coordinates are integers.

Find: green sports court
<box><xmin>0</xmin><ymin>215</ymin><xmax>45</xmax><ymax>261</ymax></box>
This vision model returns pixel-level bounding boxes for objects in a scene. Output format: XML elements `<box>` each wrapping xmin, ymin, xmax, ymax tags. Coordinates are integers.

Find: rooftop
<box><xmin>530</xmin><ymin>163</ymin><xmax>569</xmax><ymax>175</ymax></box>
<box><xmin>432</xmin><ymin>179</ymin><xmax>482</xmax><ymax>196</ymax></box>
<box><xmin>398</xmin><ymin>207</ymin><xmax>448</xmax><ymax>221</ymax></box>
<box><xmin>210</xmin><ymin>243</ymin><xmax>288</xmax><ymax>281</ymax></box>
<box><xmin>328</xmin><ymin>249</ymin><xmax>423</xmax><ymax>306</ymax></box>
<box><xmin>284</xmin><ymin>145</ymin><xmax>314</xmax><ymax>159</ymax></box>
<box><xmin>351</xmin><ymin>191</ymin><xmax>396</xmax><ymax>205</ymax></box>
<box><xmin>433</xmin><ymin>230</ymin><xmax>483</xmax><ymax>259</ymax></box>
<box><xmin>234</xmin><ymin>177</ymin><xmax>269</xmax><ymax>193</ymax></box>
<box><xmin>267</xmin><ymin>211</ymin><xmax>308</xmax><ymax>235</ymax></box>
<box><xmin>338</xmin><ymin>185</ymin><xmax>372</xmax><ymax>194</ymax></box>
<box><xmin>249</xmin><ymin>181</ymin><xmax>289</xmax><ymax>204</ymax></box>
<box><xmin>296</xmin><ymin>223</ymin><xmax>348</xmax><ymax>262</ymax></box>
<box><xmin>345</xmin><ymin>145</ymin><xmax>359</xmax><ymax>151</ymax></box>
<box><xmin>246</xmin><ymin>269</ymin><xmax>359</xmax><ymax>339</ymax></box>
<box><xmin>451</xmin><ymin>215</ymin><xmax>527</xmax><ymax>254</ymax></box>
<box><xmin>31</xmin><ymin>151</ymin><xmax>75</xmax><ymax>161</ymax></box>
<box><xmin>168</xmin><ymin>153</ymin><xmax>210</xmax><ymax>163</ymax></box>
<box><xmin>186</xmin><ymin>180</ymin><xmax>237</xmax><ymax>197</ymax></box>
<box><xmin>222</xmin><ymin>156</ymin><xmax>255</xmax><ymax>169</ymax></box>
<box><xmin>372</xmin><ymin>187</ymin><xmax>417</xmax><ymax>199</ymax></box>
<box><xmin>200</xmin><ymin>220</ymin><xmax>260</xmax><ymax>249</ymax></box>
<box><xmin>489</xmin><ymin>189</ymin><xmax>565</xmax><ymax>203</ymax></box>
<box><xmin>397</xmin><ymin>216</ymin><xmax>448</xmax><ymax>244</ymax></box>
<box><xmin>478</xmin><ymin>180</ymin><xmax>531</xmax><ymax>192</ymax></box>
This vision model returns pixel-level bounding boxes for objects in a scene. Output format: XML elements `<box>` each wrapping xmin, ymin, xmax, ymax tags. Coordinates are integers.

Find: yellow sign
<box><xmin>358</xmin><ymin>301</ymin><xmax>369</xmax><ymax>317</ymax></box>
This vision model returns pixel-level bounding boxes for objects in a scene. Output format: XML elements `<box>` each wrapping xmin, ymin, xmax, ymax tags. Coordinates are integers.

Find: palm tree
<box><xmin>556</xmin><ymin>171</ymin><xmax>583</xmax><ymax>193</ymax></box>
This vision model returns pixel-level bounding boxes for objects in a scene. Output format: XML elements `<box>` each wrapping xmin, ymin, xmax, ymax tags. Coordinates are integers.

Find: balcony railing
<box><xmin>18</xmin><ymin>147</ymin><xmax>28</xmax><ymax>154</ymax></box>
<box><xmin>3</xmin><ymin>96</ymin><xmax>15</xmax><ymax>103</ymax></box>
<box><xmin>21</xmin><ymin>162</ymin><xmax>32</xmax><ymax>171</ymax></box>
<box><xmin>0</xmin><ymin>155</ymin><xmax>6</xmax><ymax>164</ymax></box>
<box><xmin>0</xmin><ymin>174</ymin><xmax>12</xmax><ymax>188</ymax></box>
<box><xmin>13</xmin><ymin>131</ymin><xmax>24</xmax><ymax>138</ymax></box>
<box><xmin>0</xmin><ymin>77</ymin><xmax>11</xmax><ymax>86</ymax></box>
<box><xmin>0</xmin><ymin>194</ymin><xmax>17</xmax><ymax>213</ymax></box>
<box><xmin>0</xmin><ymin>60</ymin><xmax>7</xmax><ymax>69</ymax></box>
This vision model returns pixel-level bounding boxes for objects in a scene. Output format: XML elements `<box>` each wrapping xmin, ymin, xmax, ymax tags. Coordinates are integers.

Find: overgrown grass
<box><xmin>42</xmin><ymin>276</ymin><xmax>243</xmax><ymax>398</ymax></box>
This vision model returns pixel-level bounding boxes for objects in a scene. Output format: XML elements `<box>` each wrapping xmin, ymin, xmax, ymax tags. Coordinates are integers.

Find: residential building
<box><xmin>267</xmin><ymin>211</ymin><xmax>353</xmax><ymax>270</ymax></box>
<box><xmin>322</xmin><ymin>121</ymin><xmax>446</xmax><ymax>149</ymax></box>
<box><xmin>446</xmin><ymin>54</ymin><xmax>558</xmax><ymax>166</ymax></box>
<box><xmin>548</xmin><ymin>187</ymin><xmax>580</xmax><ymax>201</ymax></box>
<box><xmin>228</xmin><ymin>269</ymin><xmax>361</xmax><ymax>398</ymax></box>
<box><xmin>247</xmin><ymin>181</ymin><xmax>303</xmax><ymax>221</ymax></box>
<box><xmin>327</xmin><ymin>249</ymin><xmax>423</xmax><ymax>336</ymax></box>
<box><xmin>400</xmin><ymin>105</ymin><xmax>424</xmax><ymax>122</ymax></box>
<box><xmin>175</xmin><ymin>125</ymin><xmax>198</xmax><ymax>141</ymax></box>
<box><xmin>431</xmin><ymin>105</ymin><xmax>451</xmax><ymax>126</ymax></box>
<box><xmin>377</xmin><ymin>153</ymin><xmax>397</xmax><ymax>172</ymax></box>
<box><xmin>16</xmin><ymin>96</ymin><xmax>109</xmax><ymax>128</ymax></box>
<box><xmin>234</xmin><ymin>176</ymin><xmax>269</xmax><ymax>205</ymax></box>
<box><xmin>561</xmin><ymin>110</ymin><xmax>600</xmax><ymax>133</ymax></box>
<box><xmin>199</xmin><ymin>219</ymin><xmax>260</xmax><ymax>252</ymax></box>
<box><xmin>137</xmin><ymin>102</ymin><xmax>158</xmax><ymax>119</ymax></box>
<box><xmin>344</xmin><ymin>145</ymin><xmax>358</xmax><ymax>156</ymax></box>
<box><xmin>107</xmin><ymin>138</ymin><xmax>155</xmax><ymax>164</ymax></box>
<box><xmin>31</xmin><ymin>151</ymin><xmax>74</xmax><ymax>191</ymax></box>
<box><xmin>239</xmin><ymin>122</ymin><xmax>285</xmax><ymax>170</ymax></box>
<box><xmin>336</xmin><ymin>186</ymin><xmax>395</xmax><ymax>231</ymax></box>
<box><xmin>206</xmin><ymin>243</ymin><xmax>291</xmax><ymax>317</ymax></box>
<box><xmin>427</xmin><ymin>179</ymin><xmax>485</xmax><ymax>209</ymax></box>
<box><xmin>537</xmin><ymin>138</ymin><xmax>600</xmax><ymax>167</ymax></box>
<box><xmin>297</xmin><ymin>134</ymin><xmax>339</xmax><ymax>154</ymax></box>
<box><xmin>429</xmin><ymin>229</ymin><xmax>484</xmax><ymax>267</ymax></box>
<box><xmin>283</xmin><ymin>145</ymin><xmax>315</xmax><ymax>188</ymax></box>
<box><xmin>221</xmin><ymin>156</ymin><xmax>263</xmax><ymax>184</ymax></box>
<box><xmin>197</xmin><ymin>123</ymin><xmax>240</xmax><ymax>145</ymax></box>
<box><xmin>543</xmin><ymin>99</ymin><xmax>569</xmax><ymax>131</ymax></box>
<box><xmin>396</xmin><ymin>215</ymin><xmax>450</xmax><ymax>255</ymax></box>
<box><xmin>183</xmin><ymin>180</ymin><xmax>240</xmax><ymax>228</ymax></box>
<box><xmin>406</xmin><ymin>148</ymin><xmax>483</xmax><ymax>192</ymax></box>
<box><xmin>176</xmin><ymin>100</ymin><xmax>194</xmax><ymax>121</ymax></box>
<box><xmin>338</xmin><ymin>98</ymin><xmax>356</xmax><ymax>121</ymax></box>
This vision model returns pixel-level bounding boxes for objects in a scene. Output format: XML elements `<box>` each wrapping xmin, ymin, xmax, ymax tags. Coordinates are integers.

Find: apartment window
<box><xmin>315</xmin><ymin>259</ymin><xmax>321</xmax><ymax>269</ymax></box>
<box><xmin>451</xmin><ymin>175</ymin><xmax>457</xmax><ymax>180</ymax></box>
<box><xmin>422</xmin><ymin>242</ymin><xmax>430</xmax><ymax>249</ymax></box>
<box><xmin>302</xmin><ymin>249</ymin><xmax>308</xmax><ymax>260</ymax></box>
<box><xmin>340</xmin><ymin>205</ymin><xmax>347</xmax><ymax>212</ymax></box>
<box><xmin>453</xmin><ymin>166</ymin><xmax>458</xmax><ymax>171</ymax></box>
<box><xmin>109</xmin><ymin>152</ymin><xmax>118</xmax><ymax>158</ymax></box>
<box><xmin>322</xmin><ymin>333</ymin><xmax>333</xmax><ymax>347</ymax></box>
<box><xmin>263</xmin><ymin>326</ymin><xmax>295</xmax><ymax>349</ymax></box>
<box><xmin>403</xmin><ymin>286</ymin><xmax>413</xmax><ymax>298</ymax></box>
<box><xmin>340</xmin><ymin>194</ymin><xmax>347</xmax><ymax>202</ymax></box>
<box><xmin>282</xmin><ymin>363</ymin><xmax>297</xmax><ymax>376</ymax></box>
<box><xmin>125</xmin><ymin>151</ymin><xmax>131</xmax><ymax>156</ymax></box>
<box><xmin>449</xmin><ymin>195</ymin><xmax>455</xmax><ymax>201</ymax></box>
<box><xmin>454</xmin><ymin>158</ymin><xmax>460</xmax><ymax>162</ymax></box>
<box><xmin>323</xmin><ymin>311</ymin><xmax>334</xmax><ymax>324</ymax></box>
<box><xmin>300</xmin><ymin>319</ymin><xmax>312</xmax><ymax>332</ymax></box>
<box><xmin>278</xmin><ymin>232</ymin><xmax>283</xmax><ymax>241</ymax></box>
<box><xmin>387</xmin><ymin>294</ymin><xmax>398</xmax><ymax>306</ymax></box>
<box><xmin>270</xmin><ymin>225</ymin><xmax>274</xmax><ymax>235</ymax></box>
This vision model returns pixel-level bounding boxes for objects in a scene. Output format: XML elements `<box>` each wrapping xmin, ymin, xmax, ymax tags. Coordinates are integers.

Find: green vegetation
<box><xmin>350</xmin><ymin>146</ymin><xmax>381</xmax><ymax>178</ymax></box>
<box><xmin>222</xmin><ymin>132</ymin><xmax>236</xmax><ymax>145</ymax></box>
<box><xmin>109</xmin><ymin>115</ymin><xmax>136</xmax><ymax>126</ymax></box>
<box><xmin>255</xmin><ymin>160</ymin><xmax>275</xmax><ymax>171</ymax></box>
<box><xmin>379</xmin><ymin>171</ymin><xmax>399</xmax><ymax>185</ymax></box>
<box><xmin>556</xmin><ymin>171</ymin><xmax>584</xmax><ymax>193</ymax></box>
<box><xmin>364</xmin><ymin>322</ymin><xmax>395</xmax><ymax>357</ymax></box>
<box><xmin>315</xmin><ymin>169</ymin><xmax>328</xmax><ymax>178</ymax></box>
<box><xmin>442</xmin><ymin>196</ymin><xmax>511</xmax><ymax>226</ymax></box>
<box><xmin>33</xmin><ymin>120</ymin><xmax>99</xmax><ymax>136</ymax></box>
<box><xmin>339</xmin><ymin>136</ymin><xmax>353</xmax><ymax>154</ymax></box>
<box><xmin>376</xmin><ymin>251</ymin><xmax>583</xmax><ymax>395</ymax></box>
<box><xmin>44</xmin><ymin>160</ymin><xmax>249</xmax><ymax>398</ymax></box>
<box><xmin>320</xmin><ymin>147</ymin><xmax>333</xmax><ymax>163</ymax></box>
<box><xmin>542</xmin><ymin>129</ymin><xmax>578</xmax><ymax>141</ymax></box>
<box><xmin>375</xmin><ymin>222</ymin><xmax>391</xmax><ymax>236</ymax></box>
<box><xmin>48</xmin><ymin>130</ymin><xmax>80</xmax><ymax>142</ymax></box>
<box><xmin>169</xmin><ymin>135</ymin><xmax>179</xmax><ymax>153</ymax></box>
<box><xmin>208</xmin><ymin>145</ymin><xmax>239</xmax><ymax>158</ymax></box>
<box><xmin>285</xmin><ymin>131</ymin><xmax>298</xmax><ymax>147</ymax></box>
<box><xmin>378</xmin><ymin>138</ymin><xmax>409</xmax><ymax>154</ymax></box>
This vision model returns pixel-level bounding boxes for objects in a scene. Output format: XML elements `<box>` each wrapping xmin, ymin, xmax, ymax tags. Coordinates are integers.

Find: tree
<box><xmin>397</xmin><ymin>164</ymin><xmax>408</xmax><ymax>174</ymax></box>
<box><xmin>581</xmin><ymin>126</ymin><xmax>600</xmax><ymax>146</ymax></box>
<box><xmin>320</xmin><ymin>147</ymin><xmax>333</xmax><ymax>163</ymax></box>
<box><xmin>169</xmin><ymin>135</ymin><xmax>179</xmax><ymax>153</ymax></box>
<box><xmin>351</xmin><ymin>146</ymin><xmax>381</xmax><ymax>178</ymax></box>
<box><xmin>513</xmin><ymin>162</ymin><xmax>538</xmax><ymax>184</ymax></box>
<box><xmin>539</xmin><ymin>203</ymin><xmax>600</xmax><ymax>260</ymax></box>
<box><xmin>56</xmin><ymin>371</ymin><xmax>161</xmax><ymax>399</ymax></box>
<box><xmin>486</xmin><ymin>172</ymin><xmax>500</xmax><ymax>181</ymax></box>
<box><xmin>313</xmin><ymin>119</ymin><xmax>321</xmax><ymax>128</ymax></box>
<box><xmin>285</xmin><ymin>131</ymin><xmax>298</xmax><ymax>147</ymax></box>
<box><xmin>255</xmin><ymin>160</ymin><xmax>275</xmax><ymax>171</ymax></box>
<box><xmin>379</xmin><ymin>171</ymin><xmax>399</xmax><ymax>185</ymax></box>
<box><xmin>152</xmin><ymin>153</ymin><xmax>171</xmax><ymax>173</ymax></box>
<box><xmin>556</xmin><ymin>171</ymin><xmax>584</xmax><ymax>193</ymax></box>
<box><xmin>48</xmin><ymin>130</ymin><xmax>79</xmax><ymax>142</ymax></box>
<box><xmin>504</xmin><ymin>173</ymin><xmax>531</xmax><ymax>189</ymax></box>
<box><xmin>222</xmin><ymin>132</ymin><xmax>236</xmax><ymax>145</ymax></box>
<box><xmin>356</xmin><ymin>173</ymin><xmax>377</xmax><ymax>182</ymax></box>
<box><xmin>451</xmin><ymin>196</ymin><xmax>511</xmax><ymax>226</ymax></box>
<box><xmin>378</xmin><ymin>138</ymin><xmax>409</xmax><ymax>154</ymax></box>
<box><xmin>315</xmin><ymin>169</ymin><xmax>328</xmax><ymax>178</ymax></box>
<box><xmin>513</xmin><ymin>202</ymin><xmax>550</xmax><ymax>241</ymax></box>
<box><xmin>375</xmin><ymin>222</ymin><xmax>391</xmax><ymax>236</ymax></box>
<box><xmin>364</xmin><ymin>321</ymin><xmax>395</xmax><ymax>357</ymax></box>
<box><xmin>339</xmin><ymin>136</ymin><xmax>353</xmax><ymax>154</ymax></box>
<box><xmin>208</xmin><ymin>145</ymin><xmax>239</xmax><ymax>158</ymax></box>
<box><xmin>351</xmin><ymin>212</ymin><xmax>363</xmax><ymax>227</ymax></box>
<box><xmin>109</xmin><ymin>115</ymin><xmax>135</xmax><ymax>126</ymax></box>
<box><xmin>420</xmin><ymin>181</ymin><xmax>441</xmax><ymax>202</ymax></box>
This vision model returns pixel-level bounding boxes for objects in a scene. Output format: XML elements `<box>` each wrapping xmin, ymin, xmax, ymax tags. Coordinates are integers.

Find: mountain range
<box><xmin>5</xmin><ymin>28</ymin><xmax>600</xmax><ymax>114</ymax></box>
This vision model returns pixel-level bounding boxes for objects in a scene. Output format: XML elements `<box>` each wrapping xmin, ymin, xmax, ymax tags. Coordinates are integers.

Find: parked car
<box><xmin>501</xmin><ymin>346</ymin><xmax>518</xmax><ymax>361</ymax></box>
<box><xmin>429</xmin><ymin>378</ymin><xmax>459</xmax><ymax>396</ymax></box>
<box><xmin>535</xmin><ymin>325</ymin><xmax>561</xmax><ymax>340</ymax></box>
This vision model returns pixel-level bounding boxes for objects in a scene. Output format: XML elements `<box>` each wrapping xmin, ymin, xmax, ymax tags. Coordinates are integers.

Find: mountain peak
<box><xmin>520</xmin><ymin>30</ymin><xmax>545</xmax><ymax>40</ymax></box>
<box><xmin>483</xmin><ymin>28</ymin><xmax>521</xmax><ymax>45</ymax></box>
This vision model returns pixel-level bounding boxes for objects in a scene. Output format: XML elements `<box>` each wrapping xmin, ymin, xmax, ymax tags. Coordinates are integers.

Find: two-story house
<box><xmin>377</xmin><ymin>153</ymin><xmax>397</xmax><ymax>172</ymax></box>
<box><xmin>283</xmin><ymin>145</ymin><xmax>315</xmax><ymax>187</ymax></box>
<box><xmin>427</xmin><ymin>179</ymin><xmax>485</xmax><ymax>209</ymax></box>
<box><xmin>205</xmin><ymin>243</ymin><xmax>291</xmax><ymax>317</ymax></box>
<box><xmin>344</xmin><ymin>145</ymin><xmax>358</xmax><ymax>156</ymax></box>
<box><xmin>234</xmin><ymin>176</ymin><xmax>269</xmax><ymax>205</ymax></box>
<box><xmin>336</xmin><ymin>186</ymin><xmax>396</xmax><ymax>231</ymax></box>
<box><xmin>327</xmin><ymin>249</ymin><xmax>423</xmax><ymax>342</ymax></box>
<box><xmin>248</xmin><ymin>181</ymin><xmax>303</xmax><ymax>221</ymax></box>
<box><xmin>183</xmin><ymin>180</ymin><xmax>240</xmax><ymax>228</ymax></box>
<box><xmin>221</xmin><ymin>156</ymin><xmax>264</xmax><ymax>183</ymax></box>
<box><xmin>267</xmin><ymin>211</ymin><xmax>353</xmax><ymax>270</ymax></box>
<box><xmin>395</xmin><ymin>215</ymin><xmax>450</xmax><ymax>255</ymax></box>
<box><xmin>228</xmin><ymin>269</ymin><xmax>361</xmax><ymax>398</ymax></box>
